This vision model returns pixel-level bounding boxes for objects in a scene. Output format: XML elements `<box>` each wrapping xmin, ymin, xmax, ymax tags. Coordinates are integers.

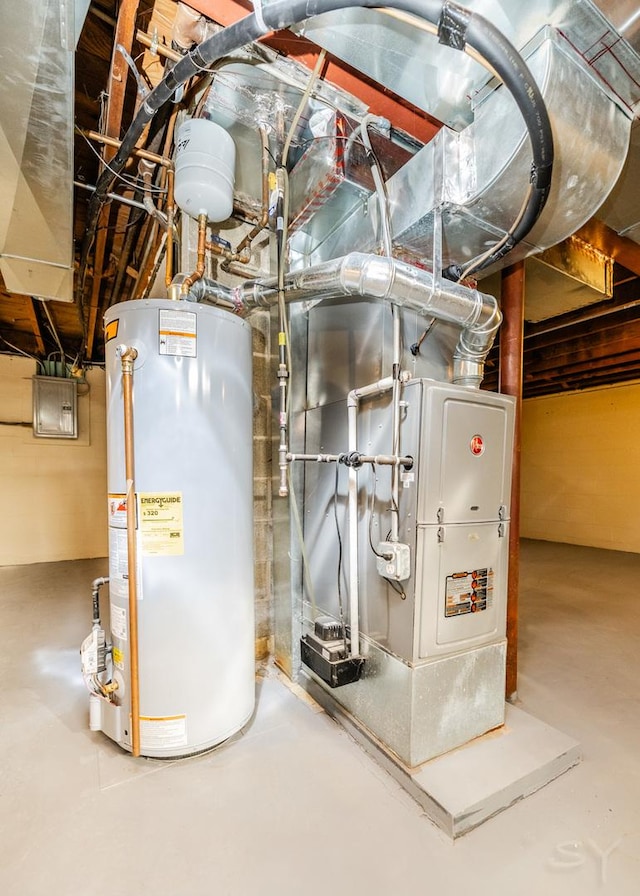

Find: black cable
<box><xmin>333</xmin><ymin>463</ymin><xmax>348</xmax><ymax>653</ymax></box>
<box><xmin>79</xmin><ymin>0</ymin><xmax>553</xmax><ymax>307</ymax></box>
<box><xmin>368</xmin><ymin>465</ymin><xmax>386</xmax><ymax>558</ymax></box>
<box><xmin>384</xmin><ymin>576</ymin><xmax>406</xmax><ymax>600</ymax></box>
<box><xmin>369</xmin><ymin>468</ymin><xmax>406</xmax><ymax>600</ymax></box>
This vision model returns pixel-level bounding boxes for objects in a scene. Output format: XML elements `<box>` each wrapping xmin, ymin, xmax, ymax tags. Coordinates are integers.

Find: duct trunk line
<box><xmin>119</xmin><ymin>345</ymin><xmax>140</xmax><ymax>758</ymax></box>
<box><xmin>179</xmin><ymin>252</ymin><xmax>501</xmax><ymax>386</ymax></box>
<box><xmin>80</xmin><ymin>0</ymin><xmax>554</xmax><ymax>307</ymax></box>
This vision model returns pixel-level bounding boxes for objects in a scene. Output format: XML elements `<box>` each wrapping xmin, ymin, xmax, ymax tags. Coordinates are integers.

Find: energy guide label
<box><xmin>159</xmin><ymin>309</ymin><xmax>197</xmax><ymax>357</ymax></box>
<box><xmin>444</xmin><ymin>568</ymin><xmax>494</xmax><ymax>617</ymax></box>
<box><xmin>138</xmin><ymin>492</ymin><xmax>184</xmax><ymax>556</ymax></box>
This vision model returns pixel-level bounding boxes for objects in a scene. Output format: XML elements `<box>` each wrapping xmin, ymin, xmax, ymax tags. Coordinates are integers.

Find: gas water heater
<box><xmin>83</xmin><ymin>299</ymin><xmax>255</xmax><ymax>758</ymax></box>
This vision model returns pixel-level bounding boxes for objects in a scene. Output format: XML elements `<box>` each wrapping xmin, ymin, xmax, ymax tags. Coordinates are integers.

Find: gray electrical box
<box><xmin>32</xmin><ymin>376</ymin><xmax>78</xmax><ymax>439</ymax></box>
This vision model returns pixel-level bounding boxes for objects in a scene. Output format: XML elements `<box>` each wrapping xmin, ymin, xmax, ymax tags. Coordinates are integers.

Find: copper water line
<box><xmin>165</xmin><ymin>169</ymin><xmax>175</xmax><ymax>287</ymax></box>
<box><xmin>81</xmin><ymin>129</ymin><xmax>173</xmax><ymax>168</ymax></box>
<box><xmin>120</xmin><ymin>346</ymin><xmax>141</xmax><ymax>757</ymax></box>
<box><xmin>136</xmin><ymin>29</ymin><xmax>182</xmax><ymax>63</ymax></box>
<box><xmin>181</xmin><ymin>214</ymin><xmax>208</xmax><ymax>296</ymax></box>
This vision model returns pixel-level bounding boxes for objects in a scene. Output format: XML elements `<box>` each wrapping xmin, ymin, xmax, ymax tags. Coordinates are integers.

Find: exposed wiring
<box><xmin>0</xmin><ymin>336</ymin><xmax>44</xmax><ymax>371</ymax></box>
<box><xmin>282</xmin><ymin>48</ymin><xmax>327</xmax><ymax>170</ymax></box>
<box><xmin>361</xmin><ymin>116</ymin><xmax>393</xmax><ymax>256</ymax></box>
<box><xmin>96</xmin><ymin>209</ymin><xmax>147</xmax><ymax>235</ymax></box>
<box><xmin>410</xmin><ymin>317</ymin><xmax>437</xmax><ymax>356</ymax></box>
<box><xmin>368</xmin><ymin>465</ymin><xmax>386</xmax><ymax>559</ymax></box>
<box><xmin>367</xmin><ymin>466</ymin><xmax>406</xmax><ymax>600</ymax></box>
<box><xmin>287</xmin><ymin>466</ymin><xmax>318</xmax><ymax>617</ymax></box>
<box><xmin>116</xmin><ymin>43</ymin><xmax>150</xmax><ymax>98</ymax></box>
<box><xmin>385</xmin><ymin>575</ymin><xmax>406</xmax><ymax>600</ymax></box>
<box><xmin>76</xmin><ymin>128</ymin><xmax>168</xmax><ymax>196</ymax></box>
<box><xmin>333</xmin><ymin>463</ymin><xmax>348</xmax><ymax>654</ymax></box>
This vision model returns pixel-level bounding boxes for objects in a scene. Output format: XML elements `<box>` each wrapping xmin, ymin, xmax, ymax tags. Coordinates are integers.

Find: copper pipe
<box><xmin>180</xmin><ymin>214</ymin><xmax>208</xmax><ymax>295</ymax></box>
<box><xmin>136</xmin><ymin>29</ymin><xmax>183</xmax><ymax>63</ymax></box>
<box><xmin>82</xmin><ymin>129</ymin><xmax>173</xmax><ymax>168</ymax></box>
<box><xmin>120</xmin><ymin>346</ymin><xmax>141</xmax><ymax>757</ymax></box>
<box><xmin>205</xmin><ymin>239</ymin><xmax>236</xmax><ymax>262</ymax></box>
<box><xmin>499</xmin><ymin>261</ymin><xmax>525</xmax><ymax>702</ymax></box>
<box><xmin>165</xmin><ymin>169</ymin><xmax>175</xmax><ymax>288</ymax></box>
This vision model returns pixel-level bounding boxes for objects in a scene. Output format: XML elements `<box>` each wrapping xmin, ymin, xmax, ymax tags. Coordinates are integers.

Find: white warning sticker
<box><xmin>108</xmin><ymin>527</ymin><xmax>143</xmax><ymax>601</ymax></box>
<box><xmin>110</xmin><ymin>603</ymin><xmax>128</xmax><ymax>641</ymax></box>
<box><xmin>108</xmin><ymin>493</ymin><xmax>127</xmax><ymax>529</ymax></box>
<box><xmin>159</xmin><ymin>310</ymin><xmax>197</xmax><ymax>357</ymax></box>
<box><xmin>139</xmin><ymin>715</ymin><xmax>188</xmax><ymax>750</ymax></box>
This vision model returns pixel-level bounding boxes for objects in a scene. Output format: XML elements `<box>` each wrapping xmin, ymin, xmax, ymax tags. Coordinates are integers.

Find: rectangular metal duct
<box><xmin>296</xmin><ymin>0</ymin><xmax>640</xmax><ymax>126</ymax></box>
<box><xmin>289</xmin><ymin>28</ymin><xmax>632</xmax><ymax>277</ymax></box>
<box><xmin>0</xmin><ymin>0</ymin><xmax>89</xmax><ymax>302</ymax></box>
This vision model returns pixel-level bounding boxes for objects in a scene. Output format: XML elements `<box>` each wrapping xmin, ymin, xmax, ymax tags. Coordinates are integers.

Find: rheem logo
<box><xmin>470</xmin><ymin>434</ymin><xmax>484</xmax><ymax>456</ymax></box>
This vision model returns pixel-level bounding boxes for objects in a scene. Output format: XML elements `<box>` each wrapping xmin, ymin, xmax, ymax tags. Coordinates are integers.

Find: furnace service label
<box><xmin>444</xmin><ymin>568</ymin><xmax>494</xmax><ymax>617</ymax></box>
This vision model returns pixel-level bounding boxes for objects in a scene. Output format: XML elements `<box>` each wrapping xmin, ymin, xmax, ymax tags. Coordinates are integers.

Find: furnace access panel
<box><xmin>412</xmin><ymin>382</ymin><xmax>515</xmax><ymax>660</ymax></box>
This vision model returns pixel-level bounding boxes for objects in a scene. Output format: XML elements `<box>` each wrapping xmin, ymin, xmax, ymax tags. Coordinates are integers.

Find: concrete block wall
<box><xmin>251</xmin><ymin>310</ymin><xmax>274</xmax><ymax>660</ymax></box>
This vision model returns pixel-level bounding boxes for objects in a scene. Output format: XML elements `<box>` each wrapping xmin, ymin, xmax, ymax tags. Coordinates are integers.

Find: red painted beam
<box><xmin>186</xmin><ymin>0</ymin><xmax>441</xmax><ymax>144</ymax></box>
<box><xmin>500</xmin><ymin>261</ymin><xmax>525</xmax><ymax>702</ymax></box>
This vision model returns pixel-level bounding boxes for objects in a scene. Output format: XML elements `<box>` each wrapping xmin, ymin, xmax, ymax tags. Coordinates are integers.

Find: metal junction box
<box><xmin>32</xmin><ymin>376</ymin><xmax>78</xmax><ymax>439</ymax></box>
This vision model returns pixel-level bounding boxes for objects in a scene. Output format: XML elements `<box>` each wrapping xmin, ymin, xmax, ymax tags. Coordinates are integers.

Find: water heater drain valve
<box><xmin>376</xmin><ymin>542</ymin><xmax>411</xmax><ymax>581</ymax></box>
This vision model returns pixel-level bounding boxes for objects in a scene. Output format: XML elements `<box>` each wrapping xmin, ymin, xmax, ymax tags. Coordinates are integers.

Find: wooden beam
<box><xmin>26</xmin><ymin>299</ymin><xmax>46</xmax><ymax>355</ymax></box>
<box><xmin>86</xmin><ymin>0</ymin><xmax>141</xmax><ymax>359</ymax></box>
<box><xmin>575</xmin><ymin>219</ymin><xmax>640</xmax><ymax>279</ymax></box>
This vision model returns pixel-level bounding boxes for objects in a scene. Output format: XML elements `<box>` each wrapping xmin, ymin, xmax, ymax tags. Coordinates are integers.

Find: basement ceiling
<box><xmin>1</xmin><ymin>0</ymin><xmax>640</xmax><ymax>399</ymax></box>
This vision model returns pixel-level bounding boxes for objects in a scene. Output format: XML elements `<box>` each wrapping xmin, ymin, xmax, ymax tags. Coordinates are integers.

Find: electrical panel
<box><xmin>32</xmin><ymin>376</ymin><xmax>77</xmax><ymax>439</ymax></box>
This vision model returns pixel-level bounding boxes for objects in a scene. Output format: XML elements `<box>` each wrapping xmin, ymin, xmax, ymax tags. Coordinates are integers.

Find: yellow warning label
<box><xmin>137</xmin><ymin>492</ymin><xmax>184</xmax><ymax>556</ymax></box>
<box><xmin>138</xmin><ymin>714</ymin><xmax>188</xmax><ymax>749</ymax></box>
<box><xmin>278</xmin><ymin>331</ymin><xmax>286</xmax><ymax>346</ymax></box>
<box><xmin>105</xmin><ymin>319</ymin><xmax>119</xmax><ymax>343</ymax></box>
<box><xmin>113</xmin><ymin>646</ymin><xmax>124</xmax><ymax>669</ymax></box>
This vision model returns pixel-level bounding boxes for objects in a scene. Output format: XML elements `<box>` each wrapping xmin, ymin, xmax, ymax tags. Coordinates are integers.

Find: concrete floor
<box><xmin>1</xmin><ymin>539</ymin><xmax>639</xmax><ymax>895</ymax></box>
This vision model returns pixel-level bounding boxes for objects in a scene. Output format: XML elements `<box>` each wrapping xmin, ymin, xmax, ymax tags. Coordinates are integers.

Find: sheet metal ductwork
<box><xmin>183</xmin><ymin>252</ymin><xmax>502</xmax><ymax>386</ymax></box>
<box><xmin>289</xmin><ymin>27</ymin><xmax>632</xmax><ymax>275</ymax></box>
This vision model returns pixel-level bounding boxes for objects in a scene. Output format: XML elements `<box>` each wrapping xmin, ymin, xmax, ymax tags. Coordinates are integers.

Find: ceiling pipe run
<box><xmin>178</xmin><ymin>252</ymin><xmax>502</xmax><ymax>387</ymax></box>
<box><xmin>80</xmin><ymin>0</ymin><xmax>554</xmax><ymax>297</ymax></box>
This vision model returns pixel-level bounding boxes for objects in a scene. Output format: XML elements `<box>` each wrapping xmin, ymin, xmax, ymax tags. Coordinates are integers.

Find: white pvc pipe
<box><xmin>347</xmin><ymin>376</ymin><xmax>395</xmax><ymax>657</ymax></box>
<box><xmin>390</xmin><ymin>304</ymin><xmax>401</xmax><ymax>543</ymax></box>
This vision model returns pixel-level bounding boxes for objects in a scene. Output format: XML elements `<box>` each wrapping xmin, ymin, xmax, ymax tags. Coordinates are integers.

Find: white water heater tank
<box><xmin>102</xmin><ymin>299</ymin><xmax>254</xmax><ymax>758</ymax></box>
<box><xmin>174</xmin><ymin>118</ymin><xmax>236</xmax><ymax>221</ymax></box>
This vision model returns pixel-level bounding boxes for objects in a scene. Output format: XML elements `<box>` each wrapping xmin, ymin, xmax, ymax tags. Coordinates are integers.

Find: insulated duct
<box><xmin>179</xmin><ymin>252</ymin><xmax>501</xmax><ymax>387</ymax></box>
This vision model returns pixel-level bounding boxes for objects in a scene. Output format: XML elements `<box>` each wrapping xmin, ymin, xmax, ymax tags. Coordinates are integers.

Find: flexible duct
<box><xmin>79</xmin><ymin>0</ymin><xmax>553</xmax><ymax>299</ymax></box>
<box><xmin>182</xmin><ymin>252</ymin><xmax>501</xmax><ymax>386</ymax></box>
